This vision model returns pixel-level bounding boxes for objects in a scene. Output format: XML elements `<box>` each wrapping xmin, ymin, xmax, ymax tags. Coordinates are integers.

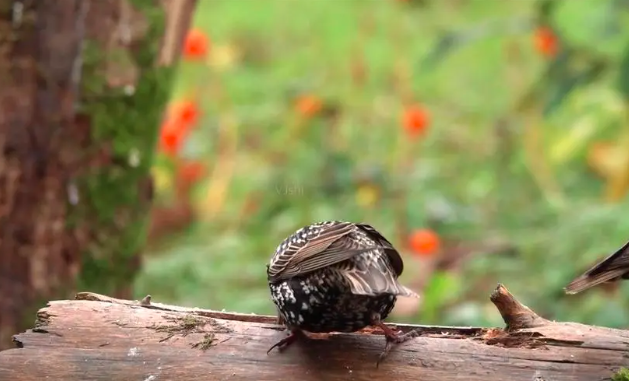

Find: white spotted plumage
<box><xmin>266</xmin><ymin>220</ymin><xmax>418</xmax><ymax>334</ymax></box>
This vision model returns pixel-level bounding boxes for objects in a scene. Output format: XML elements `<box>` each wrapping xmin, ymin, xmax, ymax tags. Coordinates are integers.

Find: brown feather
<box><xmin>337</xmin><ymin>251</ymin><xmax>418</xmax><ymax>298</ymax></box>
<box><xmin>565</xmin><ymin>268</ymin><xmax>628</xmax><ymax>294</ymax></box>
<box><xmin>355</xmin><ymin>223</ymin><xmax>404</xmax><ymax>276</ymax></box>
<box><xmin>268</xmin><ymin>222</ymin><xmax>385</xmax><ymax>282</ymax></box>
<box><xmin>564</xmin><ymin>239</ymin><xmax>629</xmax><ymax>294</ymax></box>
<box><xmin>267</xmin><ymin>221</ymin><xmax>406</xmax><ymax>283</ymax></box>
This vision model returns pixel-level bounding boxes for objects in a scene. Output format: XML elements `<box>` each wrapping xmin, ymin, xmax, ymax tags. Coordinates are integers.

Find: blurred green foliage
<box><xmin>134</xmin><ymin>0</ymin><xmax>629</xmax><ymax>328</ymax></box>
<box><xmin>613</xmin><ymin>367</ymin><xmax>629</xmax><ymax>381</ymax></box>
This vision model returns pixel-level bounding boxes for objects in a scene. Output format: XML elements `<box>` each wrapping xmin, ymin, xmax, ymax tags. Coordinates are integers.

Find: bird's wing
<box><xmin>355</xmin><ymin>223</ymin><xmax>404</xmax><ymax>276</ymax></box>
<box><xmin>267</xmin><ymin>221</ymin><xmax>378</xmax><ymax>282</ymax></box>
<box><xmin>565</xmin><ymin>239</ymin><xmax>629</xmax><ymax>294</ymax></box>
<box><xmin>337</xmin><ymin>250</ymin><xmax>418</xmax><ymax>298</ymax></box>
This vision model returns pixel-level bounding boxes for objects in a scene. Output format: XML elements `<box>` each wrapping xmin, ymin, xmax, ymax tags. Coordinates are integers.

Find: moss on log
<box><xmin>71</xmin><ymin>0</ymin><xmax>175</xmax><ymax>295</ymax></box>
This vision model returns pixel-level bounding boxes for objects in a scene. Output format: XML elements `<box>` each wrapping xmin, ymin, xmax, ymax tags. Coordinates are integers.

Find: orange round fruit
<box><xmin>408</xmin><ymin>228</ymin><xmax>441</xmax><ymax>257</ymax></box>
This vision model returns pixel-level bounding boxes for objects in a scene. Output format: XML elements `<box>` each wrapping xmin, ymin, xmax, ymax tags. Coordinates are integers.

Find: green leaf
<box><xmin>543</xmin><ymin>53</ymin><xmax>605</xmax><ymax>116</ymax></box>
<box><xmin>420</xmin><ymin>271</ymin><xmax>462</xmax><ymax>323</ymax></box>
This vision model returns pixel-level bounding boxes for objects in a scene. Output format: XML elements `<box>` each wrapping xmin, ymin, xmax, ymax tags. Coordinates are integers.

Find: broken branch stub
<box><xmin>490</xmin><ymin>283</ymin><xmax>551</xmax><ymax>330</ymax></box>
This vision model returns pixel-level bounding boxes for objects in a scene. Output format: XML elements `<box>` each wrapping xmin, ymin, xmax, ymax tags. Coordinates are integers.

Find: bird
<box><xmin>265</xmin><ymin>220</ymin><xmax>420</xmax><ymax>366</ymax></box>
<box><xmin>564</xmin><ymin>239</ymin><xmax>629</xmax><ymax>294</ymax></box>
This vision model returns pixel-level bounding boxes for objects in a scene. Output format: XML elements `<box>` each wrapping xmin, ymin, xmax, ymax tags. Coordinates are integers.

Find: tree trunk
<box><xmin>0</xmin><ymin>285</ymin><xmax>627</xmax><ymax>381</ymax></box>
<box><xmin>0</xmin><ymin>0</ymin><xmax>197</xmax><ymax>349</ymax></box>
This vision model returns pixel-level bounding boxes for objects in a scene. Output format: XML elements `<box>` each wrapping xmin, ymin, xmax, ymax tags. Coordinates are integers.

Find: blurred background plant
<box><xmin>137</xmin><ymin>0</ymin><xmax>629</xmax><ymax>329</ymax></box>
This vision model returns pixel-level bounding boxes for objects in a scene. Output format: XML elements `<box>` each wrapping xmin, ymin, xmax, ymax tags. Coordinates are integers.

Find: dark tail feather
<box><xmin>564</xmin><ymin>240</ymin><xmax>629</xmax><ymax>294</ymax></box>
<box><xmin>564</xmin><ymin>268</ymin><xmax>627</xmax><ymax>294</ymax></box>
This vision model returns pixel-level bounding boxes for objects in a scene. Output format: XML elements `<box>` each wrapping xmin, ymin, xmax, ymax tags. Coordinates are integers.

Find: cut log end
<box><xmin>490</xmin><ymin>283</ymin><xmax>550</xmax><ymax>330</ymax></box>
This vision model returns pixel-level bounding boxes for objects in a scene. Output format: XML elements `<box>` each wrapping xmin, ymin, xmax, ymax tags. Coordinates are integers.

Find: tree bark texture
<box><xmin>0</xmin><ymin>0</ymin><xmax>197</xmax><ymax>349</ymax></box>
<box><xmin>0</xmin><ymin>285</ymin><xmax>627</xmax><ymax>381</ymax></box>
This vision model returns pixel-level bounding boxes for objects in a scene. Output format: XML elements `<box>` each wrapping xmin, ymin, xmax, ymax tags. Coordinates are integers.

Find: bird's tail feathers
<box><xmin>339</xmin><ymin>257</ymin><xmax>420</xmax><ymax>298</ymax></box>
<box><xmin>564</xmin><ymin>268</ymin><xmax>626</xmax><ymax>294</ymax></box>
<box><xmin>565</xmin><ymin>240</ymin><xmax>629</xmax><ymax>294</ymax></box>
<box><xmin>393</xmin><ymin>284</ymin><xmax>420</xmax><ymax>298</ymax></box>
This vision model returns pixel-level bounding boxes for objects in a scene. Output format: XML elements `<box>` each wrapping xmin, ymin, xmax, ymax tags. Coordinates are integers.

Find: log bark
<box><xmin>0</xmin><ymin>284</ymin><xmax>627</xmax><ymax>381</ymax></box>
<box><xmin>0</xmin><ymin>0</ymin><xmax>197</xmax><ymax>349</ymax></box>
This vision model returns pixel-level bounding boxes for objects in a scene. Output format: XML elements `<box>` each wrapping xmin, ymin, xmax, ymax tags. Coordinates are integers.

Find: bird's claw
<box><xmin>267</xmin><ymin>331</ymin><xmax>299</xmax><ymax>355</ymax></box>
<box><xmin>376</xmin><ymin>329</ymin><xmax>420</xmax><ymax>368</ymax></box>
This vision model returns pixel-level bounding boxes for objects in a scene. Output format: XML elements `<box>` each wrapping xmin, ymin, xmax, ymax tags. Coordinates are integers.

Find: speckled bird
<box><xmin>266</xmin><ymin>220</ymin><xmax>419</xmax><ymax>366</ymax></box>
<box><xmin>565</xmin><ymin>239</ymin><xmax>629</xmax><ymax>294</ymax></box>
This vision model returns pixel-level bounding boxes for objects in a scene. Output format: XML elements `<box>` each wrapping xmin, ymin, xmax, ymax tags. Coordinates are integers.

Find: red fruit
<box><xmin>402</xmin><ymin>104</ymin><xmax>430</xmax><ymax>137</ymax></box>
<box><xmin>409</xmin><ymin>229</ymin><xmax>440</xmax><ymax>257</ymax></box>
<box><xmin>295</xmin><ymin>95</ymin><xmax>322</xmax><ymax>117</ymax></box>
<box><xmin>157</xmin><ymin>99</ymin><xmax>201</xmax><ymax>157</ymax></box>
<box><xmin>534</xmin><ymin>26</ymin><xmax>558</xmax><ymax>58</ymax></box>
<box><xmin>159</xmin><ymin>126</ymin><xmax>184</xmax><ymax>156</ymax></box>
<box><xmin>183</xmin><ymin>29</ymin><xmax>210</xmax><ymax>60</ymax></box>
<box><xmin>158</xmin><ymin>118</ymin><xmax>189</xmax><ymax>157</ymax></box>
<box><xmin>170</xmin><ymin>100</ymin><xmax>200</xmax><ymax>128</ymax></box>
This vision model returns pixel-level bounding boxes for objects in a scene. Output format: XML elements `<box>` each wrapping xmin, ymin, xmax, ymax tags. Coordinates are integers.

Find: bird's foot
<box><xmin>267</xmin><ymin>330</ymin><xmax>301</xmax><ymax>355</ymax></box>
<box><xmin>375</xmin><ymin>322</ymin><xmax>419</xmax><ymax>368</ymax></box>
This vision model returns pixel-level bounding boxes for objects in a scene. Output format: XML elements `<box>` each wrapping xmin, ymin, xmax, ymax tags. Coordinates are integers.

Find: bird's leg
<box><xmin>268</xmin><ymin>310</ymin><xmax>303</xmax><ymax>354</ymax></box>
<box><xmin>276</xmin><ymin>311</ymin><xmax>286</xmax><ymax>325</ymax></box>
<box><xmin>371</xmin><ymin>314</ymin><xmax>419</xmax><ymax>367</ymax></box>
<box><xmin>267</xmin><ymin>328</ymin><xmax>304</xmax><ymax>354</ymax></box>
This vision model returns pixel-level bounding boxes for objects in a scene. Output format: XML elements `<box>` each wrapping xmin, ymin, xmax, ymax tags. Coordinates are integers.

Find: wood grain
<box><xmin>0</xmin><ymin>284</ymin><xmax>627</xmax><ymax>381</ymax></box>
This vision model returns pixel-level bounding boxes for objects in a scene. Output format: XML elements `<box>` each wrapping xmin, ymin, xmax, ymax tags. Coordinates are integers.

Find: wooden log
<box><xmin>0</xmin><ymin>284</ymin><xmax>627</xmax><ymax>381</ymax></box>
